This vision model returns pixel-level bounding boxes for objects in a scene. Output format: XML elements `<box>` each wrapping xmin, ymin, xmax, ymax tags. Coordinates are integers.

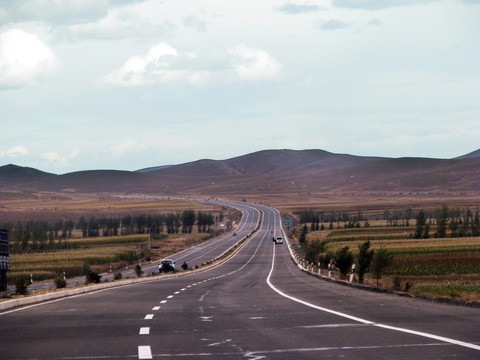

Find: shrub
<box><xmin>135</xmin><ymin>264</ymin><xmax>143</xmax><ymax>277</ymax></box>
<box><xmin>114</xmin><ymin>272</ymin><xmax>123</xmax><ymax>280</ymax></box>
<box><xmin>54</xmin><ymin>277</ymin><xmax>67</xmax><ymax>289</ymax></box>
<box><xmin>86</xmin><ymin>270</ymin><xmax>102</xmax><ymax>284</ymax></box>
<box><xmin>181</xmin><ymin>261</ymin><xmax>188</xmax><ymax>271</ymax></box>
<box><xmin>333</xmin><ymin>246</ymin><xmax>354</xmax><ymax>279</ymax></box>
<box><xmin>392</xmin><ymin>276</ymin><xmax>402</xmax><ymax>291</ymax></box>
<box><xmin>15</xmin><ymin>277</ymin><xmax>29</xmax><ymax>295</ymax></box>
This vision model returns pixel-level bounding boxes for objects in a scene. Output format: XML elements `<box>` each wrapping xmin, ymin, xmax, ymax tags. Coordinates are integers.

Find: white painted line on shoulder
<box><xmin>144</xmin><ymin>314</ymin><xmax>154</xmax><ymax>320</ymax></box>
<box><xmin>152</xmin><ymin>306</ymin><xmax>160</xmax><ymax>311</ymax></box>
<box><xmin>138</xmin><ymin>345</ymin><xmax>152</xmax><ymax>359</ymax></box>
<box><xmin>267</xmin><ymin>244</ymin><xmax>480</xmax><ymax>352</ymax></box>
<box><xmin>139</xmin><ymin>327</ymin><xmax>150</xmax><ymax>335</ymax></box>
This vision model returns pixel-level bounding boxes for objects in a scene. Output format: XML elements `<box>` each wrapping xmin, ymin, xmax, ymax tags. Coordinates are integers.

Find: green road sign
<box><xmin>283</xmin><ymin>219</ymin><xmax>293</xmax><ymax>226</ymax></box>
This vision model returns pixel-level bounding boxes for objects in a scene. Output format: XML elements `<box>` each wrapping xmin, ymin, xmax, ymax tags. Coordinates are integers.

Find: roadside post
<box><xmin>0</xmin><ymin>229</ymin><xmax>9</xmax><ymax>293</ymax></box>
<box><xmin>349</xmin><ymin>264</ymin><xmax>355</xmax><ymax>283</ymax></box>
<box><xmin>328</xmin><ymin>263</ymin><xmax>331</xmax><ymax>277</ymax></box>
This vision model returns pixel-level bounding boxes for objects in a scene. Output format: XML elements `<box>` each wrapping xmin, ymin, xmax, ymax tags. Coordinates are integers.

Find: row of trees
<box><xmin>1</xmin><ymin>210</ymin><xmax>220</xmax><ymax>252</ymax></box>
<box><xmin>303</xmin><ymin>239</ymin><xmax>394</xmax><ymax>286</ymax></box>
<box><xmin>414</xmin><ymin>205</ymin><xmax>480</xmax><ymax>238</ymax></box>
<box><xmin>298</xmin><ymin>205</ymin><xmax>480</xmax><ymax>235</ymax></box>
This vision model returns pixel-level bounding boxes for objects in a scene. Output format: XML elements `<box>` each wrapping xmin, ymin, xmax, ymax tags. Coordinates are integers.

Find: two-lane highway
<box><xmin>1</xmin><ymin>201</ymin><xmax>479</xmax><ymax>359</ymax></box>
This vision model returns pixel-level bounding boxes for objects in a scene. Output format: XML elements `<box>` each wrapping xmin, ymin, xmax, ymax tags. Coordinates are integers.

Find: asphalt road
<box><xmin>1</xmin><ymin>202</ymin><xmax>479</xmax><ymax>359</ymax></box>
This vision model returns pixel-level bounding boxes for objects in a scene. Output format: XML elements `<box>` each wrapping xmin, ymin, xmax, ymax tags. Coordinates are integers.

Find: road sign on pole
<box><xmin>283</xmin><ymin>219</ymin><xmax>293</xmax><ymax>227</ymax></box>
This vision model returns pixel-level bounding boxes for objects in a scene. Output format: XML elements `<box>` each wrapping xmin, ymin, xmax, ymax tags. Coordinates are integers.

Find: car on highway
<box><xmin>274</xmin><ymin>236</ymin><xmax>283</xmax><ymax>244</ymax></box>
<box><xmin>233</xmin><ymin>232</ymin><xmax>237</xmax><ymax>236</ymax></box>
<box><xmin>158</xmin><ymin>259</ymin><xmax>175</xmax><ymax>273</ymax></box>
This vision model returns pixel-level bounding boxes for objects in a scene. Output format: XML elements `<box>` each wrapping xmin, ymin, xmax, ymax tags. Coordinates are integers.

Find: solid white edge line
<box><xmin>266</xmin><ymin>237</ymin><xmax>480</xmax><ymax>351</ymax></box>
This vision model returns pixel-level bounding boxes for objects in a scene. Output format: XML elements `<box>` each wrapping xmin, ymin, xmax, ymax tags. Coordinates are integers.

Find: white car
<box><xmin>274</xmin><ymin>236</ymin><xmax>283</xmax><ymax>245</ymax></box>
<box><xmin>159</xmin><ymin>259</ymin><xmax>175</xmax><ymax>273</ymax></box>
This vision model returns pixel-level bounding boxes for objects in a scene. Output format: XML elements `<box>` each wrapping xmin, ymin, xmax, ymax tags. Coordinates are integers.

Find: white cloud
<box><xmin>331</xmin><ymin>0</ymin><xmax>443</xmax><ymax>11</ymax></box>
<box><xmin>183</xmin><ymin>15</ymin><xmax>207</xmax><ymax>32</ymax></box>
<box><xmin>318</xmin><ymin>19</ymin><xmax>351</xmax><ymax>30</ymax></box>
<box><xmin>228</xmin><ymin>45</ymin><xmax>281</xmax><ymax>81</ymax></box>
<box><xmin>0</xmin><ymin>29</ymin><xmax>61</xmax><ymax>89</ymax></box>
<box><xmin>0</xmin><ymin>145</ymin><xmax>29</xmax><ymax>158</ymax></box>
<box><xmin>41</xmin><ymin>149</ymin><xmax>79</xmax><ymax>165</ymax></box>
<box><xmin>103</xmin><ymin>43</ymin><xmax>282</xmax><ymax>87</ymax></box>
<box><xmin>107</xmin><ymin>140</ymin><xmax>141</xmax><ymax>158</ymax></box>
<box><xmin>275</xmin><ymin>2</ymin><xmax>327</xmax><ymax>14</ymax></box>
<box><xmin>63</xmin><ymin>7</ymin><xmax>175</xmax><ymax>41</ymax></box>
<box><xmin>0</xmin><ymin>0</ymin><xmax>109</xmax><ymax>24</ymax></box>
<box><xmin>102</xmin><ymin>42</ymin><xmax>201</xmax><ymax>87</ymax></box>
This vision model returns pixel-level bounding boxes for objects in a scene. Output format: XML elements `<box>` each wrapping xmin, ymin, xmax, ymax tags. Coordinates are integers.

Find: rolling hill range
<box><xmin>1</xmin><ymin>149</ymin><xmax>479</xmax><ymax>195</ymax></box>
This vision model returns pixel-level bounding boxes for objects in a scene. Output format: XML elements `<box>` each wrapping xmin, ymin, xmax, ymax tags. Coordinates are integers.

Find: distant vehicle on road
<box><xmin>158</xmin><ymin>259</ymin><xmax>175</xmax><ymax>273</ymax></box>
<box><xmin>233</xmin><ymin>232</ymin><xmax>237</xmax><ymax>236</ymax></box>
<box><xmin>274</xmin><ymin>236</ymin><xmax>283</xmax><ymax>245</ymax></box>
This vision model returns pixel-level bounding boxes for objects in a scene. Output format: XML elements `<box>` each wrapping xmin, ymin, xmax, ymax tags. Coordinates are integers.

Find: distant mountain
<box><xmin>1</xmin><ymin>149</ymin><xmax>479</xmax><ymax>194</ymax></box>
<box><xmin>136</xmin><ymin>165</ymin><xmax>173</xmax><ymax>173</ymax></box>
<box><xmin>0</xmin><ymin>164</ymin><xmax>55</xmax><ymax>188</ymax></box>
<box><xmin>456</xmin><ymin>148</ymin><xmax>480</xmax><ymax>159</ymax></box>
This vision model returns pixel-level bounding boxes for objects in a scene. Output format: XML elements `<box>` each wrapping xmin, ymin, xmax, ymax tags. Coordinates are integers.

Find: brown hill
<box><xmin>1</xmin><ymin>149</ymin><xmax>479</xmax><ymax>195</ymax></box>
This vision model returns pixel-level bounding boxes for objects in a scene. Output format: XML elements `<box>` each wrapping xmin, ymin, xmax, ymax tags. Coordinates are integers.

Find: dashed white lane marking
<box><xmin>152</xmin><ymin>306</ymin><xmax>160</xmax><ymax>311</ymax></box>
<box><xmin>139</xmin><ymin>327</ymin><xmax>150</xmax><ymax>335</ymax></box>
<box><xmin>174</xmin><ymin>291</ymin><xmax>180</xmax><ymax>294</ymax></box>
<box><xmin>181</xmin><ymin>288</ymin><xmax>186</xmax><ymax>291</ymax></box>
<box><xmin>167</xmin><ymin>295</ymin><xmax>174</xmax><ymax>299</ymax></box>
<box><xmin>267</xmin><ymin>244</ymin><xmax>480</xmax><ymax>352</ymax></box>
<box><xmin>138</xmin><ymin>345</ymin><xmax>152</xmax><ymax>359</ymax></box>
<box><xmin>144</xmin><ymin>314</ymin><xmax>154</xmax><ymax>320</ymax></box>
<box><xmin>160</xmin><ymin>300</ymin><xmax>167</xmax><ymax>304</ymax></box>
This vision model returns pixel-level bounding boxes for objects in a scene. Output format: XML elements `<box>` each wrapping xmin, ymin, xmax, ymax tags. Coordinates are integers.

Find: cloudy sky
<box><xmin>1</xmin><ymin>0</ymin><xmax>479</xmax><ymax>174</ymax></box>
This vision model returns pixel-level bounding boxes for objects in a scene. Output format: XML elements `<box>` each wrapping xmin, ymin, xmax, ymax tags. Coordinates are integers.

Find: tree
<box><xmin>435</xmin><ymin>205</ymin><xmax>448</xmax><ymax>238</ymax></box>
<box><xmin>357</xmin><ymin>240</ymin><xmax>374</xmax><ymax>284</ymax></box>
<box><xmin>371</xmin><ymin>248</ymin><xmax>394</xmax><ymax>287</ymax></box>
<box><xmin>333</xmin><ymin>246</ymin><xmax>354</xmax><ymax>279</ymax></box>
<box><xmin>414</xmin><ymin>210</ymin><xmax>426</xmax><ymax>239</ymax></box>
<box><xmin>299</xmin><ymin>224</ymin><xmax>308</xmax><ymax>244</ymax></box>
<box><xmin>305</xmin><ymin>239</ymin><xmax>325</xmax><ymax>264</ymax></box>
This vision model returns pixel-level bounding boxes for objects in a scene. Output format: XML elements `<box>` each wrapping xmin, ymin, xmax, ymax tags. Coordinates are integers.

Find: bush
<box><xmin>54</xmin><ymin>277</ymin><xmax>67</xmax><ymax>289</ymax></box>
<box><xmin>86</xmin><ymin>270</ymin><xmax>102</xmax><ymax>284</ymax></box>
<box><xmin>333</xmin><ymin>246</ymin><xmax>354</xmax><ymax>279</ymax></box>
<box><xmin>392</xmin><ymin>276</ymin><xmax>402</xmax><ymax>291</ymax></box>
<box><xmin>15</xmin><ymin>277</ymin><xmax>29</xmax><ymax>295</ymax></box>
<box><xmin>114</xmin><ymin>272</ymin><xmax>123</xmax><ymax>280</ymax></box>
<box><xmin>135</xmin><ymin>264</ymin><xmax>143</xmax><ymax>277</ymax></box>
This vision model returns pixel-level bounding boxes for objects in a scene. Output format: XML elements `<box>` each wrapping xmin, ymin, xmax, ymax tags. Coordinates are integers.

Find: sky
<box><xmin>0</xmin><ymin>0</ymin><xmax>479</xmax><ymax>174</ymax></box>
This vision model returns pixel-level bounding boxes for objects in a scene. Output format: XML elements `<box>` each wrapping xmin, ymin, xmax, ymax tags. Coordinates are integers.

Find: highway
<box><xmin>1</xmin><ymin>202</ymin><xmax>479</xmax><ymax>359</ymax></box>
